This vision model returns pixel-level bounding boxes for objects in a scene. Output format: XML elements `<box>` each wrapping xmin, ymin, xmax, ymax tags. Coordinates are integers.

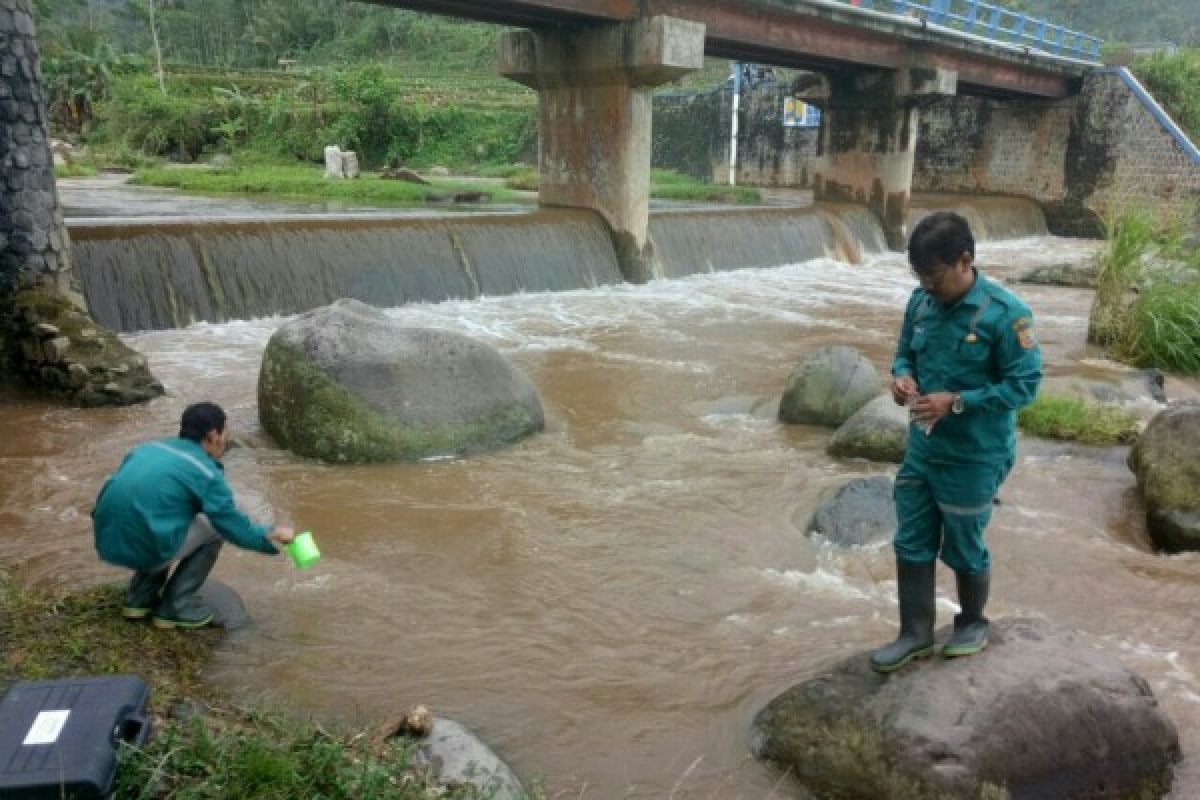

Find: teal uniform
<box><xmin>93</xmin><ymin>437</ymin><xmax>278</xmax><ymax>571</ymax></box>
<box><xmin>891</xmin><ymin>270</ymin><xmax>1042</xmax><ymax>574</ymax></box>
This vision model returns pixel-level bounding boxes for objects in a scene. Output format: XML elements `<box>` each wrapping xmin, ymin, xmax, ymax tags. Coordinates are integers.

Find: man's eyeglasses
<box><xmin>912</xmin><ymin>266</ymin><xmax>952</xmax><ymax>287</ymax></box>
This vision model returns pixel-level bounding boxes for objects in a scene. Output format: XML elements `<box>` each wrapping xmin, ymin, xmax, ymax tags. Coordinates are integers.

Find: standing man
<box><xmin>871</xmin><ymin>212</ymin><xmax>1042</xmax><ymax>673</ymax></box>
<box><xmin>93</xmin><ymin>402</ymin><xmax>295</xmax><ymax>629</ymax></box>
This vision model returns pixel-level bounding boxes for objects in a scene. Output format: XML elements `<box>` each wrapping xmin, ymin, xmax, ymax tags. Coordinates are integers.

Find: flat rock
<box><xmin>413</xmin><ymin>717</ymin><xmax>525</xmax><ymax>800</ymax></box>
<box><xmin>197</xmin><ymin>579</ymin><xmax>250</xmax><ymax>631</ymax></box>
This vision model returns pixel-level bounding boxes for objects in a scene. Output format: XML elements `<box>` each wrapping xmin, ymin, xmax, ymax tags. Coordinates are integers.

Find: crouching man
<box><xmin>93</xmin><ymin>402</ymin><xmax>295</xmax><ymax>629</ymax></box>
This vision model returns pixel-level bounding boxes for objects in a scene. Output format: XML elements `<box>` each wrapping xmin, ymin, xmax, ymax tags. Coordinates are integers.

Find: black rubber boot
<box><xmin>870</xmin><ymin>560</ymin><xmax>937</xmax><ymax>674</ymax></box>
<box><xmin>123</xmin><ymin>568</ymin><xmax>168</xmax><ymax>620</ymax></box>
<box><xmin>942</xmin><ymin>570</ymin><xmax>990</xmax><ymax>658</ymax></box>
<box><xmin>152</xmin><ymin>539</ymin><xmax>222</xmax><ymax>630</ymax></box>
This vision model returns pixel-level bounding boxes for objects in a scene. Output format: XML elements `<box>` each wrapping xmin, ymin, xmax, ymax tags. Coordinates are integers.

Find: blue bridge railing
<box><xmin>845</xmin><ymin>0</ymin><xmax>1103</xmax><ymax>61</ymax></box>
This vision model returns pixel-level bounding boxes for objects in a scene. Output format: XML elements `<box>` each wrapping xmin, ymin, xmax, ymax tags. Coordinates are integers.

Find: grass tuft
<box><xmin>130</xmin><ymin>163</ymin><xmax>516</xmax><ymax>206</ymax></box>
<box><xmin>1018</xmin><ymin>393</ymin><xmax>1141</xmax><ymax>446</ymax></box>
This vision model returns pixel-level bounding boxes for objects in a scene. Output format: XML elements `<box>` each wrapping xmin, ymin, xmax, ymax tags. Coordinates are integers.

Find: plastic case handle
<box><xmin>113</xmin><ymin>712</ymin><xmax>152</xmax><ymax>748</ymax></box>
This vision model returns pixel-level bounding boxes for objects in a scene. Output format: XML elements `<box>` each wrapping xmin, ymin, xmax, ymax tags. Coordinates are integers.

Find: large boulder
<box><xmin>827</xmin><ymin>394</ymin><xmax>909</xmax><ymax>462</ymax></box>
<box><xmin>753</xmin><ymin>618</ymin><xmax>1180</xmax><ymax>800</ymax></box>
<box><xmin>779</xmin><ymin>345</ymin><xmax>882</xmax><ymax>427</ymax></box>
<box><xmin>1129</xmin><ymin>401</ymin><xmax>1200</xmax><ymax>552</ymax></box>
<box><xmin>809</xmin><ymin>476</ymin><xmax>896</xmax><ymax>547</ymax></box>
<box><xmin>258</xmin><ymin>299</ymin><xmax>544</xmax><ymax>463</ymax></box>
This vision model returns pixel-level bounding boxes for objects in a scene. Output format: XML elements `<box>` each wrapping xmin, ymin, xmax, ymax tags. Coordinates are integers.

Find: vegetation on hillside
<box><xmin>1132</xmin><ymin>49</ymin><xmax>1200</xmax><ymax>142</ymax></box>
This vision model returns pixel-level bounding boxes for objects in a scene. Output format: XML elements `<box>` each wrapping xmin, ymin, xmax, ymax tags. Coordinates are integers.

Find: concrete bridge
<box><xmin>367</xmin><ymin>0</ymin><xmax>1102</xmax><ymax>277</ymax></box>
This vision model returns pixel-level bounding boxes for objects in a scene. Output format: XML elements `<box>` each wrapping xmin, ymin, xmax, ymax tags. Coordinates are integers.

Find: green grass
<box><xmin>649</xmin><ymin>169</ymin><xmax>763</xmax><ymax>204</ymax></box>
<box><xmin>1126</xmin><ymin>280</ymin><xmax>1200</xmax><ymax>374</ymax></box>
<box><xmin>0</xmin><ymin>574</ymin><xmax>539</xmax><ymax>799</ymax></box>
<box><xmin>1018</xmin><ymin>393</ymin><xmax>1141</xmax><ymax>446</ymax></box>
<box><xmin>54</xmin><ymin>161</ymin><xmax>98</xmax><ymax>178</ymax></box>
<box><xmin>1088</xmin><ymin>206</ymin><xmax>1200</xmax><ymax>374</ymax></box>
<box><xmin>130</xmin><ymin>163</ymin><xmax>517</xmax><ymax>206</ymax></box>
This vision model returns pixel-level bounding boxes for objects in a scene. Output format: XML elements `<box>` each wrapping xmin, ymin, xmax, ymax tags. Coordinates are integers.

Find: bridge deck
<box><xmin>366</xmin><ymin>0</ymin><xmax>1094</xmax><ymax>98</ymax></box>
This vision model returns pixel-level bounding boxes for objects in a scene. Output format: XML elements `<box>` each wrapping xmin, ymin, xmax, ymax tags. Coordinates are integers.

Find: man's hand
<box><xmin>268</xmin><ymin>525</ymin><xmax>296</xmax><ymax>548</ymax></box>
<box><xmin>891</xmin><ymin>375</ymin><xmax>918</xmax><ymax>406</ymax></box>
<box><xmin>910</xmin><ymin>392</ymin><xmax>957</xmax><ymax>424</ymax></box>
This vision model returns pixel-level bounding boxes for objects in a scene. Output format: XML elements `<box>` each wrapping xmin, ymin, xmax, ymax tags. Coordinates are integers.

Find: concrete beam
<box><xmin>645</xmin><ymin>0</ymin><xmax>1078</xmax><ymax>98</ymax></box>
<box><xmin>500</xmin><ymin>16</ymin><xmax>705</xmax><ymax>283</ymax></box>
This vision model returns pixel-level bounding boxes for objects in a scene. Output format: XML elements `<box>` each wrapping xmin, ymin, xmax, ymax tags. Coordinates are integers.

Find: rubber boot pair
<box><xmin>150</xmin><ymin>538</ymin><xmax>223</xmax><ymax>629</ymax></box>
<box><xmin>870</xmin><ymin>562</ymin><xmax>991</xmax><ymax>673</ymax></box>
<box><xmin>123</xmin><ymin>568</ymin><xmax>168</xmax><ymax>620</ymax></box>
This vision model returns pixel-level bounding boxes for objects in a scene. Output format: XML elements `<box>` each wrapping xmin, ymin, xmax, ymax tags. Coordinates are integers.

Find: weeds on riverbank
<box><xmin>1087</xmin><ymin>206</ymin><xmax>1200</xmax><ymax>374</ymax></box>
<box><xmin>1018</xmin><ymin>393</ymin><xmax>1141</xmax><ymax>446</ymax></box>
<box><xmin>53</xmin><ymin>161</ymin><xmax>98</xmax><ymax>178</ymax></box>
<box><xmin>0</xmin><ymin>575</ymin><xmax>537</xmax><ymax>799</ymax></box>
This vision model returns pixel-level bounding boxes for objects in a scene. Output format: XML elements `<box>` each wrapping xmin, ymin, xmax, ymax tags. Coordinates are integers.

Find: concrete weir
<box><xmin>67</xmin><ymin>196</ymin><xmax>1046</xmax><ymax>333</ymax></box>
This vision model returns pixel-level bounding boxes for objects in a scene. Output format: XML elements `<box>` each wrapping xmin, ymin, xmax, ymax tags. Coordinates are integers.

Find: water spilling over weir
<box><xmin>67</xmin><ymin>195</ymin><xmax>1047</xmax><ymax>332</ymax></box>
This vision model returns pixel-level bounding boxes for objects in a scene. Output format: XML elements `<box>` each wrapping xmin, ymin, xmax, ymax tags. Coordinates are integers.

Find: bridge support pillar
<box><xmin>814</xmin><ymin>67</ymin><xmax>957</xmax><ymax>250</ymax></box>
<box><xmin>499</xmin><ymin>16</ymin><xmax>705</xmax><ymax>283</ymax></box>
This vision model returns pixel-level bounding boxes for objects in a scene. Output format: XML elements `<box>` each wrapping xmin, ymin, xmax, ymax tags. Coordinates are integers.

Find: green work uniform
<box><xmin>891</xmin><ymin>269</ymin><xmax>1042</xmax><ymax>574</ymax></box>
<box><xmin>93</xmin><ymin>437</ymin><xmax>278</xmax><ymax>571</ymax></box>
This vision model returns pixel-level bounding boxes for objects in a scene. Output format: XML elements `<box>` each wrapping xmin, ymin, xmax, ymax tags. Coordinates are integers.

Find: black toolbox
<box><xmin>0</xmin><ymin>675</ymin><xmax>151</xmax><ymax>799</ymax></box>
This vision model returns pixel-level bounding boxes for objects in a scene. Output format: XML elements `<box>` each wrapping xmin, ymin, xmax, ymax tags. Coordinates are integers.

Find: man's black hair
<box><xmin>179</xmin><ymin>402</ymin><xmax>227</xmax><ymax>442</ymax></box>
<box><xmin>908</xmin><ymin>211</ymin><xmax>975</xmax><ymax>272</ymax></box>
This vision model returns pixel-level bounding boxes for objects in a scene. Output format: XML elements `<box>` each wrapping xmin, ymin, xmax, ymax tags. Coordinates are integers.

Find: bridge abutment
<box><xmin>813</xmin><ymin>67</ymin><xmax>957</xmax><ymax>251</ymax></box>
<box><xmin>0</xmin><ymin>0</ymin><xmax>162</xmax><ymax>405</ymax></box>
<box><xmin>499</xmin><ymin>15</ymin><xmax>704</xmax><ymax>283</ymax></box>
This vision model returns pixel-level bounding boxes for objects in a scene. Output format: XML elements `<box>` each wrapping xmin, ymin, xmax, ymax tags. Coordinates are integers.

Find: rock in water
<box><xmin>809</xmin><ymin>476</ymin><xmax>896</xmax><ymax>547</ymax></box>
<box><xmin>1129</xmin><ymin>401</ymin><xmax>1200</xmax><ymax>552</ymax></box>
<box><xmin>779</xmin><ymin>345</ymin><xmax>882</xmax><ymax>427</ymax></box>
<box><xmin>828</xmin><ymin>394</ymin><xmax>910</xmax><ymax>463</ymax></box>
<box><xmin>258</xmin><ymin>299</ymin><xmax>544</xmax><ymax>463</ymax></box>
<box><xmin>753</xmin><ymin>618</ymin><xmax>1180</xmax><ymax>800</ymax></box>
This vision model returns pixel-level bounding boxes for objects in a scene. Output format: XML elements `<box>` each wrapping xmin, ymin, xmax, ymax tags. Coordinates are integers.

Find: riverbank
<box><xmin>0</xmin><ymin>574</ymin><xmax>529</xmax><ymax>799</ymax></box>
<box><xmin>123</xmin><ymin>162</ymin><xmax>764</xmax><ymax>208</ymax></box>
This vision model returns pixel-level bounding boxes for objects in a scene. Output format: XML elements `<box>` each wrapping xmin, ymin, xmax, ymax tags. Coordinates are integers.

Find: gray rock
<box><xmin>1129</xmin><ymin>401</ymin><xmax>1200</xmax><ymax>552</ymax></box>
<box><xmin>380</xmin><ymin>167</ymin><xmax>429</xmax><ymax>184</ymax></box>
<box><xmin>66</xmin><ymin>362</ymin><xmax>89</xmax><ymax>388</ymax></box>
<box><xmin>413</xmin><ymin>718</ymin><xmax>525</xmax><ymax>800</ymax></box>
<box><xmin>196</xmin><ymin>579</ymin><xmax>250</xmax><ymax>631</ymax></box>
<box><xmin>209</xmin><ymin>154</ymin><xmax>233</xmax><ymax>169</ymax></box>
<box><xmin>828</xmin><ymin>394</ymin><xmax>909</xmax><ymax>463</ymax></box>
<box><xmin>429</xmin><ymin>165</ymin><xmax>451</xmax><ymax>177</ymax></box>
<box><xmin>1043</xmin><ymin>370</ymin><xmax>1166</xmax><ymax>413</ymax></box>
<box><xmin>779</xmin><ymin>345</ymin><xmax>882</xmax><ymax>427</ymax></box>
<box><xmin>810</xmin><ymin>476</ymin><xmax>895</xmax><ymax>547</ymax></box>
<box><xmin>752</xmin><ymin>618</ymin><xmax>1180</xmax><ymax>800</ymax></box>
<box><xmin>1012</xmin><ymin>262</ymin><xmax>1099</xmax><ymax>287</ymax></box>
<box><xmin>258</xmin><ymin>299</ymin><xmax>545</xmax><ymax>463</ymax></box>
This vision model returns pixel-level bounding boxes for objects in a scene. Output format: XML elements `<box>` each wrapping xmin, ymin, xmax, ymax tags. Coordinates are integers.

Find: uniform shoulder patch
<box><xmin>1012</xmin><ymin>316</ymin><xmax>1037</xmax><ymax>349</ymax></box>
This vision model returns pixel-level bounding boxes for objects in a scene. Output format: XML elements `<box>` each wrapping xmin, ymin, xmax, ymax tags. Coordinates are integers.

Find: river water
<box><xmin>4</xmin><ymin>184</ymin><xmax>1200</xmax><ymax>798</ymax></box>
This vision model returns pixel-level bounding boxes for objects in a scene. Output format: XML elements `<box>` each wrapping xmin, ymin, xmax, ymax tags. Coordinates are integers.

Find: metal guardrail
<box><xmin>845</xmin><ymin>0</ymin><xmax>1103</xmax><ymax>60</ymax></box>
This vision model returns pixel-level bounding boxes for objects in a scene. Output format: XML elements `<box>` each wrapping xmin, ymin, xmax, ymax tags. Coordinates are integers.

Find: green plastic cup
<box><xmin>287</xmin><ymin>531</ymin><xmax>321</xmax><ymax>569</ymax></box>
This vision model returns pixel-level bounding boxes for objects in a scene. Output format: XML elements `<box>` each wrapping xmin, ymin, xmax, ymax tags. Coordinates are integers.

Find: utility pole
<box><xmin>729</xmin><ymin>61</ymin><xmax>741</xmax><ymax>186</ymax></box>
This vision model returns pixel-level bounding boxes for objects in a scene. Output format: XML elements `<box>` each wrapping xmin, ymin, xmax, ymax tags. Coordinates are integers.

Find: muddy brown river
<box><xmin>3</xmin><ymin>219</ymin><xmax>1199</xmax><ymax>797</ymax></box>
